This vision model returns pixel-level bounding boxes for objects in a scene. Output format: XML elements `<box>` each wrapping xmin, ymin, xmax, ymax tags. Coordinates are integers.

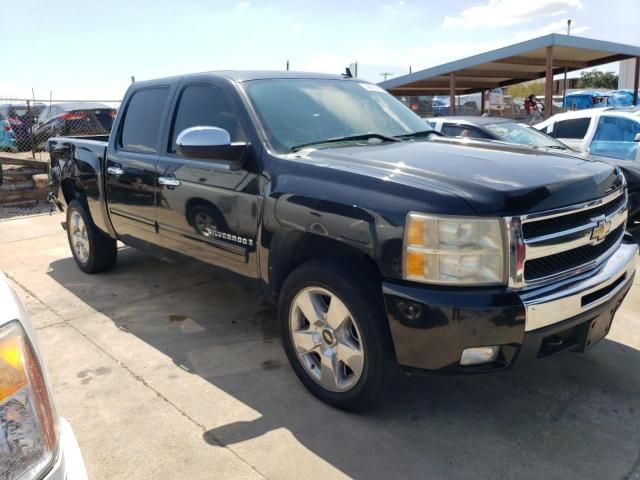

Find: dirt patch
<box><xmin>0</xmin><ymin>203</ymin><xmax>52</xmax><ymax>220</ymax></box>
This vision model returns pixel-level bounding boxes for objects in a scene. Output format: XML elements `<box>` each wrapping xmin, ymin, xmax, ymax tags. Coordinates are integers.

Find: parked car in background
<box><xmin>32</xmin><ymin>103</ymin><xmax>116</xmax><ymax>151</ymax></box>
<box><xmin>429</xmin><ymin>116</ymin><xmax>640</xmax><ymax>238</ymax></box>
<box><xmin>0</xmin><ymin>114</ymin><xmax>18</xmax><ymax>152</ymax></box>
<box><xmin>0</xmin><ymin>103</ymin><xmax>45</xmax><ymax>151</ymax></box>
<box><xmin>535</xmin><ymin>109</ymin><xmax>640</xmax><ymax>162</ymax></box>
<box><xmin>0</xmin><ymin>271</ymin><xmax>88</xmax><ymax>479</ymax></box>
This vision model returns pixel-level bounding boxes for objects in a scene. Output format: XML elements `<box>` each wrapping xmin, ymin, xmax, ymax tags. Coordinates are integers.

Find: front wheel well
<box><xmin>267</xmin><ymin>231</ymin><xmax>382</xmax><ymax>303</ymax></box>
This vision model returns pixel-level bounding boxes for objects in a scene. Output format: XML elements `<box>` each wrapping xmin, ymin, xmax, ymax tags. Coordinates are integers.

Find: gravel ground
<box><xmin>0</xmin><ymin>202</ymin><xmax>53</xmax><ymax>220</ymax></box>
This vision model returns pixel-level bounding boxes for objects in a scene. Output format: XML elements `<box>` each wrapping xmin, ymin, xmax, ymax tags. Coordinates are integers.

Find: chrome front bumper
<box><xmin>521</xmin><ymin>236</ymin><xmax>638</xmax><ymax>332</ymax></box>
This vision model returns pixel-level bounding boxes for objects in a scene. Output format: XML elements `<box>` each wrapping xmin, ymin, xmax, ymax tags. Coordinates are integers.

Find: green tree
<box><xmin>507</xmin><ymin>81</ymin><xmax>545</xmax><ymax>98</ymax></box>
<box><xmin>577</xmin><ymin>69</ymin><xmax>618</xmax><ymax>89</ymax></box>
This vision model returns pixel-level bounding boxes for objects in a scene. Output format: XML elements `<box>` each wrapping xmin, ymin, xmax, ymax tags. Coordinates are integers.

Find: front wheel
<box><xmin>279</xmin><ymin>261</ymin><xmax>399</xmax><ymax>412</ymax></box>
<box><xmin>66</xmin><ymin>199</ymin><xmax>117</xmax><ymax>273</ymax></box>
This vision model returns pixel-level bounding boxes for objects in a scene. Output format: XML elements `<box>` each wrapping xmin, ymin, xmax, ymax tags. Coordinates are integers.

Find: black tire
<box><xmin>279</xmin><ymin>260</ymin><xmax>399</xmax><ymax>412</ymax></box>
<box><xmin>66</xmin><ymin>199</ymin><xmax>117</xmax><ymax>273</ymax></box>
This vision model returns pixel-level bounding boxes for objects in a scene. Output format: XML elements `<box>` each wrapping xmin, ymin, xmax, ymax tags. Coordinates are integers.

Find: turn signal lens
<box><xmin>0</xmin><ymin>322</ymin><xmax>58</xmax><ymax>479</ymax></box>
<box><xmin>405</xmin><ymin>251</ymin><xmax>426</xmax><ymax>278</ymax></box>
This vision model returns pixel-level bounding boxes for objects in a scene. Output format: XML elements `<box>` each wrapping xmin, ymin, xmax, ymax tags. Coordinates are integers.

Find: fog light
<box><xmin>460</xmin><ymin>346</ymin><xmax>500</xmax><ymax>366</ymax></box>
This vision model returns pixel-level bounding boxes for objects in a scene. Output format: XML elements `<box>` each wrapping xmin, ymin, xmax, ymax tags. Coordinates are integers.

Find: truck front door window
<box><xmin>170</xmin><ymin>85</ymin><xmax>244</xmax><ymax>151</ymax></box>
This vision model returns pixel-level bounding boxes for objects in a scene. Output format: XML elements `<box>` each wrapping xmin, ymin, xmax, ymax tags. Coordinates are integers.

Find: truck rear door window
<box><xmin>553</xmin><ymin>118</ymin><xmax>591</xmax><ymax>139</ymax></box>
<box><xmin>169</xmin><ymin>85</ymin><xmax>244</xmax><ymax>152</ymax></box>
<box><xmin>120</xmin><ymin>87</ymin><xmax>169</xmax><ymax>153</ymax></box>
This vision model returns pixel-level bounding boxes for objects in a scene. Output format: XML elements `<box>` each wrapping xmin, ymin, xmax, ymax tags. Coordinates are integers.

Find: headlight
<box><xmin>1</xmin><ymin>322</ymin><xmax>58</xmax><ymax>480</ymax></box>
<box><xmin>404</xmin><ymin>213</ymin><xmax>505</xmax><ymax>285</ymax></box>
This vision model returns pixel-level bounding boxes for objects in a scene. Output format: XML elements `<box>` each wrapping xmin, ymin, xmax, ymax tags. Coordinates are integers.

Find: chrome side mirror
<box><xmin>176</xmin><ymin>126</ymin><xmax>247</xmax><ymax>164</ymax></box>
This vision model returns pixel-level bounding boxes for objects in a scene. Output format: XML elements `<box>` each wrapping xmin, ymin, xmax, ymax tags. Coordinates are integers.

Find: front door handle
<box><xmin>107</xmin><ymin>166</ymin><xmax>124</xmax><ymax>175</ymax></box>
<box><xmin>158</xmin><ymin>176</ymin><xmax>181</xmax><ymax>187</ymax></box>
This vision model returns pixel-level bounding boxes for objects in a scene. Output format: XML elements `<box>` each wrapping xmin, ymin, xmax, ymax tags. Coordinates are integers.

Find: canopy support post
<box><xmin>633</xmin><ymin>57</ymin><xmax>639</xmax><ymax>107</ymax></box>
<box><xmin>544</xmin><ymin>46</ymin><xmax>554</xmax><ymax>118</ymax></box>
<box><xmin>449</xmin><ymin>73</ymin><xmax>456</xmax><ymax>115</ymax></box>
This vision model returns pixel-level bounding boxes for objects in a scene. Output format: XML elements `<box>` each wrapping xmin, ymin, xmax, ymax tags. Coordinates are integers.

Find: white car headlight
<box><xmin>0</xmin><ymin>322</ymin><xmax>59</xmax><ymax>480</ymax></box>
<box><xmin>404</xmin><ymin>213</ymin><xmax>506</xmax><ymax>285</ymax></box>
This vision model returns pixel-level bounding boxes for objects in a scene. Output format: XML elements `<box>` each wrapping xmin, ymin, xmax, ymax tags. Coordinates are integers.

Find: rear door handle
<box><xmin>158</xmin><ymin>176</ymin><xmax>181</xmax><ymax>187</ymax></box>
<box><xmin>107</xmin><ymin>166</ymin><xmax>124</xmax><ymax>175</ymax></box>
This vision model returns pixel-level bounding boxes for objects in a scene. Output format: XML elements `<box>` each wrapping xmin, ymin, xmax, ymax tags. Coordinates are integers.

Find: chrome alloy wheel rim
<box><xmin>70</xmin><ymin>211</ymin><xmax>90</xmax><ymax>264</ymax></box>
<box><xmin>289</xmin><ymin>287</ymin><xmax>364</xmax><ymax>392</ymax></box>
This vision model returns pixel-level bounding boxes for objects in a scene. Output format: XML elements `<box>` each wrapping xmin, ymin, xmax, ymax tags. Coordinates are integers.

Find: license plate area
<box><xmin>583</xmin><ymin>308</ymin><xmax>617</xmax><ymax>350</ymax></box>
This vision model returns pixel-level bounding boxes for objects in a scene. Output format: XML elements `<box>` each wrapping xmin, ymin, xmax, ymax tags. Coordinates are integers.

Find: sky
<box><xmin>1</xmin><ymin>0</ymin><xmax>638</xmax><ymax>101</ymax></box>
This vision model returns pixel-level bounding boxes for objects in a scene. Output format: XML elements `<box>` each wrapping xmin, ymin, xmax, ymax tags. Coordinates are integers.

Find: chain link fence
<box><xmin>396</xmin><ymin>93</ymin><xmax>568</xmax><ymax>122</ymax></box>
<box><xmin>0</xmin><ymin>98</ymin><xmax>121</xmax><ymax>159</ymax></box>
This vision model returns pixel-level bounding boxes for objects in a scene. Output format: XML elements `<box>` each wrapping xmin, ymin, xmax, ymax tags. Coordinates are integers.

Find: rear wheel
<box><xmin>279</xmin><ymin>260</ymin><xmax>398</xmax><ymax>412</ymax></box>
<box><xmin>66</xmin><ymin>199</ymin><xmax>117</xmax><ymax>273</ymax></box>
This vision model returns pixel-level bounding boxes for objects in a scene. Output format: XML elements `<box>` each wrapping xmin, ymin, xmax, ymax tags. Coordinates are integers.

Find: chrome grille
<box><xmin>524</xmin><ymin>224</ymin><xmax>625</xmax><ymax>281</ymax></box>
<box><xmin>507</xmin><ymin>187</ymin><xmax>628</xmax><ymax>288</ymax></box>
<box><xmin>521</xmin><ymin>194</ymin><xmax>626</xmax><ymax>239</ymax></box>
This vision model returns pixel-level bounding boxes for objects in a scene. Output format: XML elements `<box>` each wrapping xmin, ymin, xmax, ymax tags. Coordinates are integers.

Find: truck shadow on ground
<box><xmin>47</xmin><ymin>247</ymin><xmax>640</xmax><ymax>480</ymax></box>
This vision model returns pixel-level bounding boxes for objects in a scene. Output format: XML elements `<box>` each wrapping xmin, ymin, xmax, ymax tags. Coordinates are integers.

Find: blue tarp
<box><xmin>563</xmin><ymin>91</ymin><xmax>609</xmax><ymax>109</ymax></box>
<box><xmin>608</xmin><ymin>90</ymin><xmax>639</xmax><ymax>107</ymax></box>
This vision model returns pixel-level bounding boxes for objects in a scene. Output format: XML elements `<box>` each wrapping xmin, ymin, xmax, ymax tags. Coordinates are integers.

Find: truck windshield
<box><xmin>243</xmin><ymin>79</ymin><xmax>430</xmax><ymax>153</ymax></box>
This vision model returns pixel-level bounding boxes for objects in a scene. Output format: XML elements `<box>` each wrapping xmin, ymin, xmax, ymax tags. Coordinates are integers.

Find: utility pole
<box><xmin>409</xmin><ymin>65</ymin><xmax>412</xmax><ymax>74</ymax></box>
<box><xmin>562</xmin><ymin>20</ymin><xmax>571</xmax><ymax>105</ymax></box>
<box><xmin>379</xmin><ymin>72</ymin><xmax>393</xmax><ymax>81</ymax></box>
<box><xmin>131</xmin><ymin>76</ymin><xmax>135</xmax><ymax>84</ymax></box>
<box><xmin>286</xmin><ymin>60</ymin><xmax>290</xmax><ymax>71</ymax></box>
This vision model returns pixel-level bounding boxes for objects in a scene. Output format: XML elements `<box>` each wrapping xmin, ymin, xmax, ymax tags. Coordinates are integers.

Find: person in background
<box><xmin>524</xmin><ymin>94</ymin><xmax>543</xmax><ymax>124</ymax></box>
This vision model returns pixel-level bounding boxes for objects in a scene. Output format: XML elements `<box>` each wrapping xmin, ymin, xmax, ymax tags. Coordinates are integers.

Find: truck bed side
<box><xmin>49</xmin><ymin>137</ymin><xmax>116</xmax><ymax>238</ymax></box>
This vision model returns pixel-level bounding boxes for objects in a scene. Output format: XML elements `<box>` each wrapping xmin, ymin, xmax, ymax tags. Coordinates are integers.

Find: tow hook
<box><xmin>544</xmin><ymin>335</ymin><xmax>564</xmax><ymax>348</ymax></box>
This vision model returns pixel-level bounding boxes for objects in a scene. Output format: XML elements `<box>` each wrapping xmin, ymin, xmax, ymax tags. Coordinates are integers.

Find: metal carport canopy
<box><xmin>379</xmin><ymin>33</ymin><xmax>640</xmax><ymax>116</ymax></box>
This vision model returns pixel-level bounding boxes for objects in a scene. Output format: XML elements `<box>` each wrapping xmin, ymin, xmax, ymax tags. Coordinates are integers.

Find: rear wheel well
<box><xmin>60</xmin><ymin>178</ymin><xmax>85</xmax><ymax>206</ymax></box>
<box><xmin>268</xmin><ymin>231</ymin><xmax>382</xmax><ymax>303</ymax></box>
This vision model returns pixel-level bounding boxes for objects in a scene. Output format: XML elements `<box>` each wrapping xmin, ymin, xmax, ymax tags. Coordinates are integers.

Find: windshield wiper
<box><xmin>290</xmin><ymin>133</ymin><xmax>400</xmax><ymax>152</ymax></box>
<box><xmin>394</xmin><ymin>130</ymin><xmax>443</xmax><ymax>140</ymax></box>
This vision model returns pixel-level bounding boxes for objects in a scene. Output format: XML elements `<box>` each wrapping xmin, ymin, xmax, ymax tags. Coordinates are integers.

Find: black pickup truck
<box><xmin>49</xmin><ymin>71</ymin><xmax>638</xmax><ymax>411</ymax></box>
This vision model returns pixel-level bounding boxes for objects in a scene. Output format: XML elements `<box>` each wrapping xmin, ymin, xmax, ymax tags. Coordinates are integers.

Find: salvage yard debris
<box><xmin>0</xmin><ymin>154</ymin><xmax>48</xmax><ymax>207</ymax></box>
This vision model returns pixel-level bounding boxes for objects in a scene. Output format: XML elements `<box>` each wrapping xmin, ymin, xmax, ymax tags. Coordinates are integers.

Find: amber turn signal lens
<box><xmin>0</xmin><ymin>333</ymin><xmax>29</xmax><ymax>402</ymax></box>
<box><xmin>405</xmin><ymin>251</ymin><xmax>426</xmax><ymax>278</ymax></box>
<box><xmin>407</xmin><ymin>217</ymin><xmax>425</xmax><ymax>247</ymax></box>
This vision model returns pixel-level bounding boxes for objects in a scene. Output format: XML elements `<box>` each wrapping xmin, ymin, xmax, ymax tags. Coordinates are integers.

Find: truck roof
<box><xmin>133</xmin><ymin>70</ymin><xmax>355</xmax><ymax>88</ymax></box>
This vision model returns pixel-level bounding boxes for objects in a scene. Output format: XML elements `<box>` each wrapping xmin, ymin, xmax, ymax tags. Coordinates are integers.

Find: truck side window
<box><xmin>552</xmin><ymin>118</ymin><xmax>590</xmax><ymax>139</ymax></box>
<box><xmin>170</xmin><ymin>85</ymin><xmax>244</xmax><ymax>152</ymax></box>
<box><xmin>590</xmin><ymin>116</ymin><xmax>640</xmax><ymax>160</ymax></box>
<box><xmin>120</xmin><ymin>87</ymin><xmax>169</xmax><ymax>154</ymax></box>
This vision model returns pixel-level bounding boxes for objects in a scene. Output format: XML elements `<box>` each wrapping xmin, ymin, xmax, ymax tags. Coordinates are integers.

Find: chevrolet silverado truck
<box><xmin>48</xmin><ymin>72</ymin><xmax>638</xmax><ymax>412</ymax></box>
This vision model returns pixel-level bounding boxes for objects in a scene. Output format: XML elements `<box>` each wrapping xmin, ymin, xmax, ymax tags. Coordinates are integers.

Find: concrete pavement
<box><xmin>1</xmin><ymin>212</ymin><xmax>640</xmax><ymax>479</ymax></box>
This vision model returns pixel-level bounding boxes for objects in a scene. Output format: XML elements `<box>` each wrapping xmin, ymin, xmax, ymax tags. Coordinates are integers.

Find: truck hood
<box><xmin>300</xmin><ymin>139</ymin><xmax>622</xmax><ymax>216</ymax></box>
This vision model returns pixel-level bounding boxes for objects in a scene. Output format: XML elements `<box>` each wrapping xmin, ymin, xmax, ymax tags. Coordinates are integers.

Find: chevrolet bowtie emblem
<box><xmin>590</xmin><ymin>215</ymin><xmax>611</xmax><ymax>245</ymax></box>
